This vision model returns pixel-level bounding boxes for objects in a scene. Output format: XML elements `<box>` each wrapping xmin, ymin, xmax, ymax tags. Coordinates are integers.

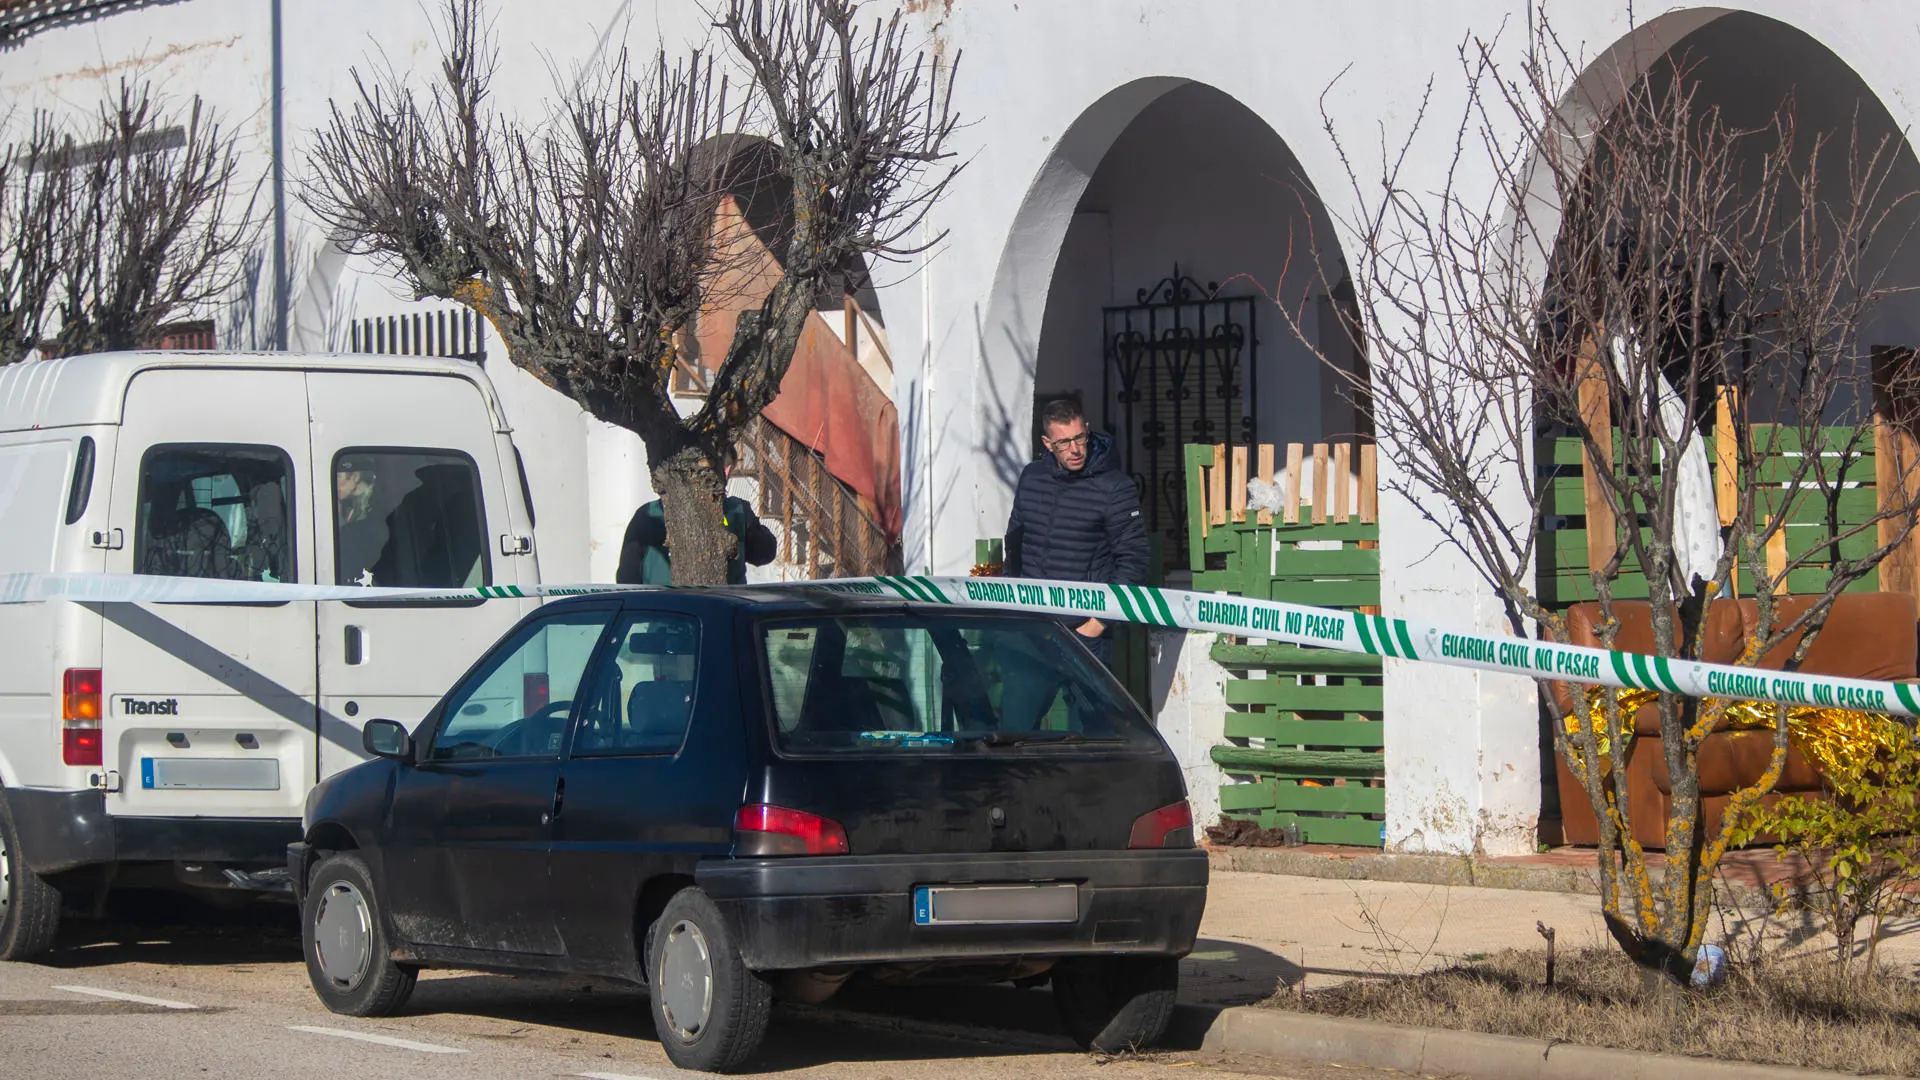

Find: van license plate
<box><xmin>913</xmin><ymin>884</ymin><xmax>1078</xmax><ymax>926</ymax></box>
<box><xmin>141</xmin><ymin>757</ymin><xmax>280</xmax><ymax>791</ymax></box>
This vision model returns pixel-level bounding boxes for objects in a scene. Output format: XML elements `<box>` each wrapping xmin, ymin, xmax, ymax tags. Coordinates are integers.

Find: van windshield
<box><xmin>759</xmin><ymin>613</ymin><xmax>1160</xmax><ymax>754</ymax></box>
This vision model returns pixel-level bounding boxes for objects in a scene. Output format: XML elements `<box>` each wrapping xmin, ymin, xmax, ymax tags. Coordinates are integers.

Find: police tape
<box><xmin>3</xmin><ymin>569</ymin><xmax>1913</xmax><ymax>719</ymax></box>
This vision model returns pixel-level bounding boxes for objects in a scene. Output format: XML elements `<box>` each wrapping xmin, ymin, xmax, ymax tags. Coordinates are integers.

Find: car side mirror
<box><xmin>363</xmin><ymin>718</ymin><xmax>413</xmax><ymax>761</ymax></box>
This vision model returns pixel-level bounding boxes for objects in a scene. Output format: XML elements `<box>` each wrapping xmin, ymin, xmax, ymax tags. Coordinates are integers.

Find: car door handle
<box><xmin>544</xmin><ymin>777</ymin><xmax>566</xmax><ymax>825</ymax></box>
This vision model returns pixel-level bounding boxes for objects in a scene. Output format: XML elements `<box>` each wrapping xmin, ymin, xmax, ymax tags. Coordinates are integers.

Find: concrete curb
<box><xmin>1194</xmin><ymin>1005</ymin><xmax>1896</xmax><ymax>1080</ymax></box>
<box><xmin>1205</xmin><ymin>848</ymin><xmax>1780</xmax><ymax>911</ymax></box>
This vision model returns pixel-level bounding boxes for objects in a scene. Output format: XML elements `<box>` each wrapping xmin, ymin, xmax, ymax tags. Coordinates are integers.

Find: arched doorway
<box><xmin>1025</xmin><ymin>81</ymin><xmax>1362</xmax><ymax>567</ymax></box>
<box><xmin>1536</xmin><ymin>10</ymin><xmax>1920</xmax><ymax>843</ymax></box>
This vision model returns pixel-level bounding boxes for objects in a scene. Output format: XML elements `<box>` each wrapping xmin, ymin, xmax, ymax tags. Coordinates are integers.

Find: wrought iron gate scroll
<box><xmin>1104</xmin><ymin>269</ymin><xmax>1257</xmax><ymax>564</ymax></box>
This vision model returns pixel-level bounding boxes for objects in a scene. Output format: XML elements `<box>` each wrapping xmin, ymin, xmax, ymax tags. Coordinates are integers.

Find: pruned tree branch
<box><xmin>0</xmin><ymin>80</ymin><xmax>258</xmax><ymax>362</ymax></box>
<box><xmin>308</xmin><ymin>0</ymin><xmax>958</xmax><ymax>584</ymax></box>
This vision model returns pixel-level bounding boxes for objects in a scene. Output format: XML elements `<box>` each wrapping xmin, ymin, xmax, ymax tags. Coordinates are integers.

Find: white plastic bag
<box><xmin>1246</xmin><ymin>478</ymin><xmax>1286</xmax><ymax>515</ymax></box>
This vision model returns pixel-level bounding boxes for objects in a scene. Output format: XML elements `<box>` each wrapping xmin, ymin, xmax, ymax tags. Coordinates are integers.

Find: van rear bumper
<box><xmin>2</xmin><ymin>787</ymin><xmax>297</xmax><ymax>874</ymax></box>
<box><xmin>695</xmin><ymin>849</ymin><xmax>1208</xmax><ymax>971</ymax></box>
<box><xmin>2</xmin><ymin>788</ymin><xmax>114</xmax><ymax>874</ymax></box>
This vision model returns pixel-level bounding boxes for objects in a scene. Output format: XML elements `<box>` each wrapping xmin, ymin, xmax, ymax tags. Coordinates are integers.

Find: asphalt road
<box><xmin>0</xmin><ymin>892</ymin><xmax>1393</xmax><ymax>1080</ymax></box>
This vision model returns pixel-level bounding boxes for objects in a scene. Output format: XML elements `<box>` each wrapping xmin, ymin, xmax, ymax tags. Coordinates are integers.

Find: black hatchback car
<box><xmin>289</xmin><ymin>588</ymin><xmax>1207</xmax><ymax>1072</ymax></box>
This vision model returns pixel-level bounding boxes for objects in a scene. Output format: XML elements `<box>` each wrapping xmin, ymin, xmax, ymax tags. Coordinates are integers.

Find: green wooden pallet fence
<box><xmin>1537</xmin><ymin>419</ymin><xmax>1884</xmax><ymax>607</ymax></box>
<box><xmin>1189</xmin><ymin>440</ymin><xmax>1388</xmax><ymax>847</ymax></box>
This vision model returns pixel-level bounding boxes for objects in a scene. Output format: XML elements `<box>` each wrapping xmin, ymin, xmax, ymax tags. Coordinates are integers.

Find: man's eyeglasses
<box><xmin>1047</xmin><ymin>433</ymin><xmax>1090</xmax><ymax>450</ymax></box>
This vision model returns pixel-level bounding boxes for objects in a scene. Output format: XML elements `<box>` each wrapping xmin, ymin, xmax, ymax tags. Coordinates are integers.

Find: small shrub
<box><xmin>1730</xmin><ymin>728</ymin><xmax>1920</xmax><ymax>967</ymax></box>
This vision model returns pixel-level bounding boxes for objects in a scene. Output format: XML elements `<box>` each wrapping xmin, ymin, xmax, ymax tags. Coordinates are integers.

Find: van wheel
<box><xmin>302</xmin><ymin>852</ymin><xmax>416</xmax><ymax>1016</ymax></box>
<box><xmin>0</xmin><ymin>792</ymin><xmax>61</xmax><ymax>961</ymax></box>
<box><xmin>647</xmin><ymin>888</ymin><xmax>772</xmax><ymax>1073</ymax></box>
<box><xmin>1053</xmin><ymin>955</ymin><xmax>1179</xmax><ymax>1053</ymax></box>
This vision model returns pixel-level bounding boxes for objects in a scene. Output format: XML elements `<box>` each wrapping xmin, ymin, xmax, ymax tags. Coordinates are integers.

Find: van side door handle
<box><xmin>344</xmin><ymin>625</ymin><xmax>366</xmax><ymax>665</ymax></box>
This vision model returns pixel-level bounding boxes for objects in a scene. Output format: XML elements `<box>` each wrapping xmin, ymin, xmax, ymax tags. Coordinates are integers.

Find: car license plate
<box><xmin>913</xmin><ymin>883</ymin><xmax>1079</xmax><ymax>926</ymax></box>
<box><xmin>141</xmin><ymin>757</ymin><xmax>280</xmax><ymax>791</ymax></box>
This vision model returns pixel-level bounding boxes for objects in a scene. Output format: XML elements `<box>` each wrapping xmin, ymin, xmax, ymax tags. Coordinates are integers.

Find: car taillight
<box><xmin>63</xmin><ymin>668</ymin><xmax>103</xmax><ymax>767</ymax></box>
<box><xmin>734</xmin><ymin>804</ymin><xmax>850</xmax><ymax>857</ymax></box>
<box><xmin>1128</xmin><ymin>800</ymin><xmax>1194</xmax><ymax>849</ymax></box>
<box><xmin>523</xmin><ymin>672</ymin><xmax>549</xmax><ymax>716</ymax></box>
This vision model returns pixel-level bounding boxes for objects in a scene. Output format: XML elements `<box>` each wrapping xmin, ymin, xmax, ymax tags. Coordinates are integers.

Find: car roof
<box><xmin>541</xmin><ymin>585</ymin><xmax>1018</xmax><ymax>620</ymax></box>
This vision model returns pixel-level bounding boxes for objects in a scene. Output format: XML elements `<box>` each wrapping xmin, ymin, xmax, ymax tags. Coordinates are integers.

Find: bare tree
<box><xmin>0</xmin><ymin>80</ymin><xmax>258</xmax><ymax>364</ymax></box>
<box><xmin>308</xmin><ymin>0</ymin><xmax>958</xmax><ymax>585</ymax></box>
<box><xmin>0</xmin><ymin>112</ymin><xmax>65</xmax><ymax>364</ymax></box>
<box><xmin>1279</xmin><ymin>8</ymin><xmax>1920</xmax><ymax>985</ymax></box>
<box><xmin>50</xmin><ymin>81</ymin><xmax>259</xmax><ymax>358</ymax></box>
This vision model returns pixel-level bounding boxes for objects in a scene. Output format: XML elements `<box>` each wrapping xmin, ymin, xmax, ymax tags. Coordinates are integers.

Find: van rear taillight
<box><xmin>1128</xmin><ymin>801</ymin><xmax>1194</xmax><ymax>849</ymax></box>
<box><xmin>62</xmin><ymin>668</ymin><xmax>103</xmax><ymax>767</ymax></box>
<box><xmin>734</xmin><ymin>804</ymin><xmax>850</xmax><ymax>857</ymax></box>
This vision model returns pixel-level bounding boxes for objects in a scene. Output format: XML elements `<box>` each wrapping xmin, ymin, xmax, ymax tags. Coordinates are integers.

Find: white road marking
<box><xmin>288</xmin><ymin>1025</ymin><xmax>467</xmax><ymax>1054</ymax></box>
<box><xmin>578</xmin><ymin>1073</ymin><xmax>665</xmax><ymax>1080</ymax></box>
<box><xmin>53</xmin><ymin>985</ymin><xmax>198</xmax><ymax>1010</ymax></box>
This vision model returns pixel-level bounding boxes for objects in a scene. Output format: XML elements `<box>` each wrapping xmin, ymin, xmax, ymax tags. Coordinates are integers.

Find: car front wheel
<box><xmin>302</xmin><ymin>852</ymin><xmax>416</xmax><ymax>1016</ymax></box>
<box><xmin>647</xmin><ymin>887</ymin><xmax>773</xmax><ymax>1073</ymax></box>
<box><xmin>1053</xmin><ymin>955</ymin><xmax>1180</xmax><ymax>1053</ymax></box>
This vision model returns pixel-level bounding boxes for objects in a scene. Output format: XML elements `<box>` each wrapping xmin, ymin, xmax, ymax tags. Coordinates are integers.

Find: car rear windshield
<box><xmin>759</xmin><ymin>613</ymin><xmax>1161</xmax><ymax>754</ymax></box>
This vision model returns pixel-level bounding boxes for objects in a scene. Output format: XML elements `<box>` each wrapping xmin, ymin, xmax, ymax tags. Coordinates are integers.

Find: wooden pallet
<box><xmin>1538</xmin><ymin>418</ymin><xmax>1887</xmax><ymax>607</ymax></box>
<box><xmin>1188</xmin><ymin>441</ymin><xmax>1387</xmax><ymax>846</ymax></box>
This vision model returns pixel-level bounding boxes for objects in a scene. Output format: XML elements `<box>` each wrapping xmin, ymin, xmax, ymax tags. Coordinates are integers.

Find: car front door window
<box><xmin>429</xmin><ymin>610</ymin><xmax>611</xmax><ymax>761</ymax></box>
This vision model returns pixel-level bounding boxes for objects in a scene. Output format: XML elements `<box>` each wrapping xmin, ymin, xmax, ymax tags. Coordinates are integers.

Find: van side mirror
<box><xmin>363</xmin><ymin>719</ymin><xmax>412</xmax><ymax>761</ymax></box>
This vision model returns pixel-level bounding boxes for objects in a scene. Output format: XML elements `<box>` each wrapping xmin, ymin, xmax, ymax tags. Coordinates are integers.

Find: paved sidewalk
<box><xmin>1179</xmin><ymin>867</ymin><xmax>1920</xmax><ymax>1009</ymax></box>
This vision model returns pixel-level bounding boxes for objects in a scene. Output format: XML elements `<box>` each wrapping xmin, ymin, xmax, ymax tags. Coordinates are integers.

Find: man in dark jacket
<box><xmin>615</xmin><ymin>464</ymin><xmax>778</xmax><ymax>585</ymax></box>
<box><xmin>1002</xmin><ymin>398</ymin><xmax>1148</xmax><ymax>723</ymax></box>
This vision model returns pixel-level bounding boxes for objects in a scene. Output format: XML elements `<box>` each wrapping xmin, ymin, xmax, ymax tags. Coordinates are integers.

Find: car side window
<box><xmin>571</xmin><ymin>613</ymin><xmax>699</xmax><ymax>758</ymax></box>
<box><xmin>135</xmin><ymin>444</ymin><xmax>295</xmax><ymax>582</ymax></box>
<box><xmin>428</xmin><ymin>608</ymin><xmax>613</xmax><ymax>762</ymax></box>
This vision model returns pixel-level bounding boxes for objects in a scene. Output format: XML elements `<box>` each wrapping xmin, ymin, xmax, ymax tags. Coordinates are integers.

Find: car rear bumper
<box><xmin>695</xmin><ymin>848</ymin><xmax>1208</xmax><ymax>971</ymax></box>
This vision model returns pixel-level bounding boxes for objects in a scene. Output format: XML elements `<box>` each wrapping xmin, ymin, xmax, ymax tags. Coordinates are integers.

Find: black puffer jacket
<box><xmin>1004</xmin><ymin>431</ymin><xmax>1149</xmax><ymax>588</ymax></box>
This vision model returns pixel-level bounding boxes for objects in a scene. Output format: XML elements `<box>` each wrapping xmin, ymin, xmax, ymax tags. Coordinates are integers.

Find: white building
<box><xmin>5</xmin><ymin>0</ymin><xmax>1914</xmax><ymax>855</ymax></box>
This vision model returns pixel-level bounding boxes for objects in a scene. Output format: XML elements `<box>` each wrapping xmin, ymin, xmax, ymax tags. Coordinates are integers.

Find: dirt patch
<box><xmin>1263</xmin><ymin>946</ymin><xmax>1920</xmax><ymax>1076</ymax></box>
<box><xmin>1206</xmin><ymin>820</ymin><xmax>1299</xmax><ymax>847</ymax></box>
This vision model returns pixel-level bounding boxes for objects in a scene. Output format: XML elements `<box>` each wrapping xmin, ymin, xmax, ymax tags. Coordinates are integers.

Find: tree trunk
<box><xmin>654</xmin><ymin>444</ymin><xmax>733</xmax><ymax>586</ymax></box>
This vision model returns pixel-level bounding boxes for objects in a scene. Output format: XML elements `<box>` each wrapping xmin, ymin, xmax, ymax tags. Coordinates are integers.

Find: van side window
<box><xmin>64</xmin><ymin>436</ymin><xmax>95</xmax><ymax>525</ymax></box>
<box><xmin>333</xmin><ymin>448</ymin><xmax>489</xmax><ymax>588</ymax></box>
<box><xmin>135</xmin><ymin>445</ymin><xmax>295</xmax><ymax>582</ymax></box>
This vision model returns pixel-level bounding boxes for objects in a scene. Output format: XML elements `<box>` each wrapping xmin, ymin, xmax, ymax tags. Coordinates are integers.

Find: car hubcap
<box><xmin>0</xmin><ymin>831</ymin><xmax>12</xmax><ymax>919</ymax></box>
<box><xmin>658</xmin><ymin>919</ymin><xmax>714</xmax><ymax>1042</ymax></box>
<box><xmin>312</xmin><ymin>882</ymin><xmax>373</xmax><ymax>990</ymax></box>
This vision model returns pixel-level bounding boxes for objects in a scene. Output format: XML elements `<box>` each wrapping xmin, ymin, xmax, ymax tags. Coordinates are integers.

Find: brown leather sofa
<box><xmin>1552</xmin><ymin>592</ymin><xmax>1916</xmax><ymax>850</ymax></box>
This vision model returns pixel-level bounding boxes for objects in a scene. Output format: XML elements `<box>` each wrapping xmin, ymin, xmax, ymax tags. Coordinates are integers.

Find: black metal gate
<box><xmin>1103</xmin><ymin>268</ymin><xmax>1257</xmax><ymax>564</ymax></box>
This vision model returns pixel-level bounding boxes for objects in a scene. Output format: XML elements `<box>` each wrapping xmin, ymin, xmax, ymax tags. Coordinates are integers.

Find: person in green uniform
<box><xmin>615</xmin><ymin>457</ymin><xmax>777</xmax><ymax>585</ymax></box>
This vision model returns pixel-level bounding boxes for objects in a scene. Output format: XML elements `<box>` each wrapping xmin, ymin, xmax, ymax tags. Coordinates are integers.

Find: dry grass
<box><xmin>1264</xmin><ymin>947</ymin><xmax>1920</xmax><ymax>1076</ymax></box>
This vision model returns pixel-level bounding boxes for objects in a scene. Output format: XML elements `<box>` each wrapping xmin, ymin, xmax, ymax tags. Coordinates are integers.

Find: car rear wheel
<box><xmin>0</xmin><ymin>792</ymin><xmax>61</xmax><ymax>961</ymax></box>
<box><xmin>647</xmin><ymin>887</ymin><xmax>772</xmax><ymax>1073</ymax></box>
<box><xmin>1053</xmin><ymin>955</ymin><xmax>1180</xmax><ymax>1053</ymax></box>
<box><xmin>302</xmin><ymin>852</ymin><xmax>416</xmax><ymax>1016</ymax></box>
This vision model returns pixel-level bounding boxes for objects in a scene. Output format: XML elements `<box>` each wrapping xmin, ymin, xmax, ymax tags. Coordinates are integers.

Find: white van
<box><xmin>0</xmin><ymin>352</ymin><xmax>541</xmax><ymax>959</ymax></box>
